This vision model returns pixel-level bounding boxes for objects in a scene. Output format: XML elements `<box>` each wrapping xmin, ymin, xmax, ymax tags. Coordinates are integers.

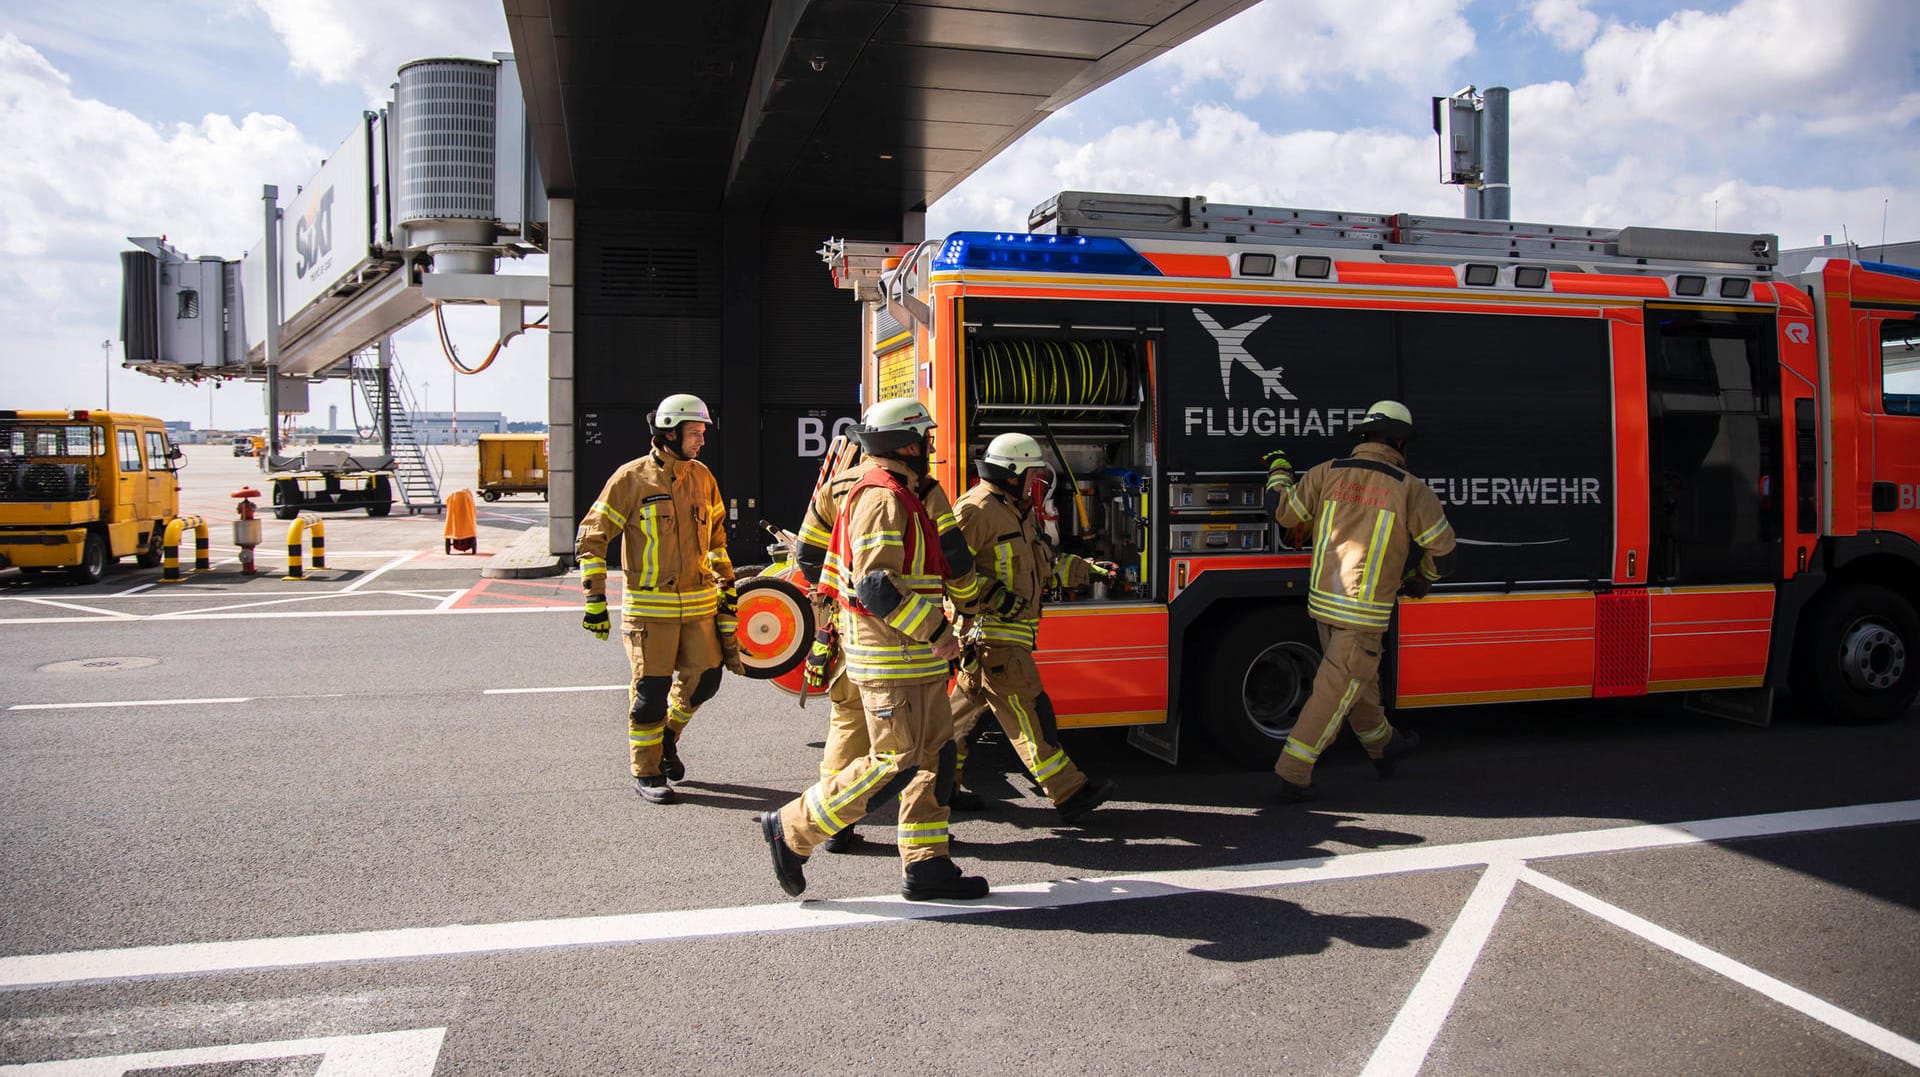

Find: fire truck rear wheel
<box><xmin>1194</xmin><ymin>606</ymin><xmax>1320</xmax><ymax>767</ymax></box>
<box><xmin>68</xmin><ymin>533</ymin><xmax>107</xmax><ymax>586</ymax></box>
<box><xmin>134</xmin><ymin>532</ymin><xmax>162</xmax><ymax>568</ymax></box>
<box><xmin>1796</xmin><ymin>582</ymin><xmax>1918</xmax><ymax>724</ymax></box>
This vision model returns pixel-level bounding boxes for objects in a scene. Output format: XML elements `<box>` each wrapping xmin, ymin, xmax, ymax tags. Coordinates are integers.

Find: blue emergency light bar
<box><xmin>1862</xmin><ymin>260</ymin><xmax>1920</xmax><ymax>282</ymax></box>
<box><xmin>931</xmin><ymin>232</ymin><xmax>1163</xmax><ymax>276</ymax></box>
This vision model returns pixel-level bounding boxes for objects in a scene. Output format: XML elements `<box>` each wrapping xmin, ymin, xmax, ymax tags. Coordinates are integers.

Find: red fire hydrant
<box><xmin>232</xmin><ymin>487</ymin><xmax>262</xmax><ymax>575</ymax></box>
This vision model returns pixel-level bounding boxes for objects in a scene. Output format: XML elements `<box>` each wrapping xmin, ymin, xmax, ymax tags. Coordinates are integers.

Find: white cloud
<box><xmin>251</xmin><ymin>0</ymin><xmax>509</xmax><ymax>102</ymax></box>
<box><xmin>0</xmin><ymin>33</ymin><xmax>321</xmax><ymax>419</ymax></box>
<box><xmin>1530</xmin><ymin>0</ymin><xmax>1600</xmax><ymax>51</ymax></box>
<box><xmin>1157</xmin><ymin>0</ymin><xmax>1475</xmax><ymax>97</ymax></box>
<box><xmin>930</xmin><ymin>105</ymin><xmax>1450</xmax><ymax>237</ymax></box>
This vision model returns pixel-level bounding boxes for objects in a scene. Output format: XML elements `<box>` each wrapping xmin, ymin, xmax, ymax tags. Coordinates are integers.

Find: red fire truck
<box><xmin>788</xmin><ymin>192</ymin><xmax>1918</xmax><ymax>765</ymax></box>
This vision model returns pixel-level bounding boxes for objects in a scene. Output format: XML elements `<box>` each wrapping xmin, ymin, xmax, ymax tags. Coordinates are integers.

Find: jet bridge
<box><xmin>119</xmin><ymin>54</ymin><xmax>550</xmax><ymax>387</ymax></box>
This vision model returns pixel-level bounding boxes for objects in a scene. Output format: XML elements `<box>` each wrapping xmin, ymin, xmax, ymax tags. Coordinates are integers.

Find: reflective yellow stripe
<box><xmin>1031</xmin><ymin>749</ymin><xmax>1069</xmax><ymax>782</ymax></box>
<box><xmin>947</xmin><ymin>573</ymin><xmax>982</xmax><ymax>601</ymax></box>
<box><xmin>579</xmin><ymin>555</ymin><xmax>607</xmax><ymax>580</ymax></box>
<box><xmin>898</xmin><ymin>820</ymin><xmax>950</xmax><ymax>846</ymax></box>
<box><xmin>1360</xmin><ymin>509</ymin><xmax>1395</xmax><ymax>603</ymax></box>
<box><xmin>980</xmin><ymin>619</ymin><xmax>1039</xmax><ymax>648</ymax></box>
<box><xmin>1308</xmin><ymin>595</ymin><xmax>1392</xmax><ymax>629</ymax></box>
<box><xmin>995</xmin><ymin>542</ymin><xmax>1014</xmax><ymax>587</ymax></box>
<box><xmin>623</xmin><ymin>586</ymin><xmax>721</xmax><ymax>620</ymax></box>
<box><xmin>592</xmin><ymin>500</ymin><xmax>628</xmax><ymax>529</ymax></box>
<box><xmin>854</xmin><ymin>531</ymin><xmax>904</xmax><ymax>551</ymax></box>
<box><xmin>629</xmin><ymin>727</ymin><xmax>665</xmax><ymax>746</ymax></box>
<box><xmin>1414</xmin><ymin>517</ymin><xmax>1453</xmax><ymax>547</ymax></box>
<box><xmin>799</xmin><ymin>520</ymin><xmax>833</xmax><ymax>545</ymax></box>
<box><xmin>885</xmin><ymin>593</ymin><xmax>940</xmax><ymax>636</ymax></box>
<box><xmin>1286</xmin><ymin>487</ymin><xmax>1311</xmax><ymax>522</ymax></box>
<box><xmin>1355</xmin><ymin>721</ymin><xmax>1391</xmax><ymax>746</ymax></box>
<box><xmin>1318</xmin><ymin>681</ymin><xmax>1361</xmax><ymax>750</ymax></box>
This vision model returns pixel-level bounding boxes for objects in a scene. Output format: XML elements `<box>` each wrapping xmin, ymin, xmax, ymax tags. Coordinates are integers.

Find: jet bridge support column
<box><xmin>545</xmin><ymin>197</ymin><xmax>576</xmax><ymax>561</ymax></box>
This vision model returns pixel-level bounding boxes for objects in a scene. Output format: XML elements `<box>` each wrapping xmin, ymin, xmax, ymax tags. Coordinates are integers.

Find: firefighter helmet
<box><xmin>1352</xmin><ymin>399</ymin><xmax>1414</xmax><ymax>442</ymax></box>
<box><xmin>976</xmin><ymin>432</ymin><xmax>1049</xmax><ymax>485</ymax></box>
<box><xmin>652</xmin><ymin>393</ymin><xmax>712</xmax><ymax>433</ymax></box>
<box><xmin>854</xmin><ymin>398</ymin><xmax>937</xmax><ymax>455</ymax></box>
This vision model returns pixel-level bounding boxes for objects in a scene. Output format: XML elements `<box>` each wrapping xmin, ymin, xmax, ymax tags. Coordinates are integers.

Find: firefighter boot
<box><xmin>1273</xmin><ymin>777</ymin><xmax>1316</xmax><ymax>804</ymax></box>
<box><xmin>758</xmin><ymin>812</ymin><xmax>808</xmax><ymax>897</ymax></box>
<box><xmin>660</xmin><ymin>728</ymin><xmax>686</xmax><ymax>782</ymax></box>
<box><xmin>1055</xmin><ymin>778</ymin><xmax>1117</xmax><ymax>825</ymax></box>
<box><xmin>949</xmin><ymin>788</ymin><xmax>991</xmax><ymax>812</ymax></box>
<box><xmin>1373</xmin><ymin>728</ymin><xmax>1422</xmax><ymax>779</ymax></box>
<box><xmin>901</xmin><ymin>857</ymin><xmax>990</xmax><ymax>902</ymax></box>
<box><xmin>822</xmin><ymin>827</ymin><xmax>864</xmax><ymax>853</ymax></box>
<box><xmin>633</xmin><ymin>775</ymin><xmax>676</xmax><ymax>804</ymax></box>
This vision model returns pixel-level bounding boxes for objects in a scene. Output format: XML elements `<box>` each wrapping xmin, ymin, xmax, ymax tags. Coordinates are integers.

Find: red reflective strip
<box><xmin>1333</xmin><ymin>263</ymin><xmax>1458</xmax><ymax>287</ymax></box>
<box><xmin>1548</xmin><ymin>273</ymin><xmax>1671</xmax><ymax>297</ymax></box>
<box><xmin>1141</xmin><ymin>252</ymin><xmax>1233</xmax><ymax>278</ymax></box>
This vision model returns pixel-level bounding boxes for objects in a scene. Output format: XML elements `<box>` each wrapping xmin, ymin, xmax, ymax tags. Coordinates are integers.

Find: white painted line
<box><xmin>0</xmin><ymin>1026</ymin><xmax>446</xmax><ymax>1075</ymax></box>
<box><xmin>10</xmin><ymin>598</ymin><xmax>136</xmax><ymax>620</ymax></box>
<box><xmin>340</xmin><ymin>550</ymin><xmax>422</xmax><ymax>594</ymax></box>
<box><xmin>149</xmin><ymin>592</ymin><xmax>348</xmax><ymax>618</ymax></box>
<box><xmin>2</xmin><ymin>799</ymin><xmax>1912</xmax><ymax>992</ymax></box>
<box><xmin>483</xmin><ymin>684</ymin><xmax>625</xmax><ymax>695</ymax></box>
<box><xmin>1361</xmin><ymin>862</ymin><xmax>1520</xmax><ymax>1077</ymax></box>
<box><xmin>9</xmin><ymin>698</ymin><xmax>251</xmax><ymax>712</ymax></box>
<box><xmin>1519</xmin><ymin>868</ymin><xmax>1920</xmax><ymax>1068</ymax></box>
<box><xmin>433</xmin><ymin>588</ymin><xmax>468</xmax><ymax>610</ymax></box>
<box><xmin>0</xmin><ymin>601</ymin><xmax>572</xmax><ymax>627</ymax></box>
<box><xmin>109</xmin><ymin>583</ymin><xmax>156</xmax><ymax>598</ymax></box>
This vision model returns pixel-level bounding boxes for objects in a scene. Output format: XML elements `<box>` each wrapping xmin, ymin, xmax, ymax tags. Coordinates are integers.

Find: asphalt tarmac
<box><xmin>0</xmin><ymin>446</ymin><xmax>1915</xmax><ymax>1075</ymax></box>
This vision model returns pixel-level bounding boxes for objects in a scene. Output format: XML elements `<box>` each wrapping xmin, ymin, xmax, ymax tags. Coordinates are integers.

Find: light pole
<box><xmin>100</xmin><ymin>339</ymin><xmax>112</xmax><ymax>410</ymax></box>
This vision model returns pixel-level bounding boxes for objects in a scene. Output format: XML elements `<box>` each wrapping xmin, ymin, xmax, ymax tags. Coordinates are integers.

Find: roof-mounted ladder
<box><xmin>1029</xmin><ymin>191</ymin><xmax>1778</xmax><ymax>269</ymax></box>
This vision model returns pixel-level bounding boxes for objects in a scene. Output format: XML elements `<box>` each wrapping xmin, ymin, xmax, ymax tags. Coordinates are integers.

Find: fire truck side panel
<box><xmin>1395</xmin><ymin>592</ymin><xmax>1598</xmax><ymax>707</ymax></box>
<box><xmin>1868</xmin><ymin>309</ymin><xmax>1920</xmax><ymax>534</ymax></box>
<box><xmin>1609</xmin><ymin>312</ymin><xmax>1651</xmax><ymax>584</ymax></box>
<box><xmin>1645</xmin><ymin>585</ymin><xmax>1774</xmax><ymax>692</ymax></box>
<box><xmin>1033</xmin><ymin>605</ymin><xmax>1171</xmax><ymax>727</ymax></box>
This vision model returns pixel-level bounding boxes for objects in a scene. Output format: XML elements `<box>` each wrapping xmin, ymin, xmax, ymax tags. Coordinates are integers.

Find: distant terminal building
<box><xmin>417</xmin><ymin>411</ymin><xmax>507</xmax><ymax>445</ymax></box>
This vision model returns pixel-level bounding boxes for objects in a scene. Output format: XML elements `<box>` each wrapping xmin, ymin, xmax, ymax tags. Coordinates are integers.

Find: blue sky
<box><xmin>2</xmin><ymin>0</ymin><xmax>1915</xmax><ymax>427</ymax></box>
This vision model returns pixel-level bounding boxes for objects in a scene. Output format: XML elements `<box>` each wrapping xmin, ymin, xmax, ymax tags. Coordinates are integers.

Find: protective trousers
<box><xmin>1275</xmin><ymin>623</ymin><xmax>1394</xmax><ymax>786</ymax></box>
<box><xmin>949</xmin><ymin>644</ymin><xmax>1086</xmax><ymax>805</ymax></box>
<box><xmin>622</xmin><ymin>619</ymin><xmax>721</xmax><ymax>778</ymax></box>
<box><xmin>818</xmin><ymin>666</ymin><xmax>866</xmax><ymax>783</ymax></box>
<box><xmin>779</xmin><ymin>676</ymin><xmax>955</xmax><ymax>867</ymax></box>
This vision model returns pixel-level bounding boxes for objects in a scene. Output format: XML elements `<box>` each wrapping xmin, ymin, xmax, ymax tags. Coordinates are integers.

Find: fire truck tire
<box><xmin>1794</xmin><ymin>583</ymin><xmax>1918</xmax><ymax>724</ymax></box>
<box><xmin>481</xmin><ymin>489</ymin><xmax>500</xmax><ymax>502</ymax></box>
<box><xmin>69</xmin><ymin>533</ymin><xmax>107</xmax><ymax>586</ymax></box>
<box><xmin>1193</xmin><ymin>606</ymin><xmax>1321</xmax><ymax>767</ymax></box>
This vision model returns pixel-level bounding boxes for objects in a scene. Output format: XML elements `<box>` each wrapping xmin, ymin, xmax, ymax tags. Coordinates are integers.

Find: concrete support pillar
<box><xmin>546</xmin><ymin>197</ymin><xmax>576</xmax><ymax>561</ymax></box>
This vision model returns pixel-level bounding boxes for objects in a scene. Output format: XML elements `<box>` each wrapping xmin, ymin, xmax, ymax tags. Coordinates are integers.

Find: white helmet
<box><xmin>1352</xmin><ymin>399</ymin><xmax>1413</xmax><ymax>442</ymax></box>
<box><xmin>855</xmin><ymin>397</ymin><xmax>937</xmax><ymax>455</ymax></box>
<box><xmin>978</xmin><ymin>432</ymin><xmax>1049</xmax><ymax>484</ymax></box>
<box><xmin>653</xmin><ymin>393</ymin><xmax>712</xmax><ymax>432</ymax></box>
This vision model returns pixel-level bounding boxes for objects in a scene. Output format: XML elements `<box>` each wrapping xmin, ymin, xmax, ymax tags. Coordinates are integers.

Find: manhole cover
<box><xmin>37</xmin><ymin>656</ymin><xmax>162</xmax><ymax>674</ymax></box>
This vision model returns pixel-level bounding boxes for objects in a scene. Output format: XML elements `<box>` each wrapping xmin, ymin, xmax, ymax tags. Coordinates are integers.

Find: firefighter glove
<box><xmin>720</xmin><ymin>631</ymin><xmax>746</xmax><ymax>675</ymax></box>
<box><xmin>1400</xmin><ymin>568</ymin><xmax>1433</xmax><ymax>600</ymax></box>
<box><xmin>1263</xmin><ymin>448</ymin><xmax>1295</xmax><ymax>492</ymax></box>
<box><xmin>1087</xmin><ymin>560</ymin><xmax>1119</xmax><ymax>580</ymax></box>
<box><xmin>987</xmin><ymin>584</ymin><xmax>1027</xmax><ymax>619</ymax></box>
<box><xmin>582</xmin><ymin>596</ymin><xmax>610</xmax><ymax>640</ymax></box>
<box><xmin>718</xmin><ymin>585</ymin><xmax>738</xmax><ymax>616</ymax></box>
<box><xmin>803</xmin><ymin>629</ymin><xmax>835</xmax><ymax>691</ymax></box>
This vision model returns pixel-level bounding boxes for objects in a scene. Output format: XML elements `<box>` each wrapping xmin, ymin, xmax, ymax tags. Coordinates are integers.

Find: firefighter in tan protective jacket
<box><xmin>576</xmin><ymin>394</ymin><xmax>741</xmax><ymax>805</ymax></box>
<box><xmin>947</xmin><ymin>432</ymin><xmax>1116</xmax><ymax>823</ymax></box>
<box><xmin>1266</xmin><ymin>400</ymin><xmax>1455</xmax><ymax>802</ymax></box>
<box><xmin>791</xmin><ymin>435</ymin><xmax>982</xmax><ymax>854</ymax></box>
<box><xmin>758</xmin><ymin>398</ymin><xmax>992</xmax><ymax>902</ymax></box>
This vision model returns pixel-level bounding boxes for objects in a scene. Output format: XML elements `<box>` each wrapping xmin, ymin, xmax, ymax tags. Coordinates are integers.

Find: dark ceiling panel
<box><xmin>874</xmin><ymin>6</ymin><xmax>1145</xmax><ymax>60</ymax></box>
<box><xmin>510</xmin><ymin>0</ymin><xmax>1261</xmax><ymax>213</ymax></box>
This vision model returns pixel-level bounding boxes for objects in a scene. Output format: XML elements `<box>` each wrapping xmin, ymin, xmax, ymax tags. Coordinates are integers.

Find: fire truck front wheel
<box><xmin>1796</xmin><ymin>583</ymin><xmax>1918</xmax><ymax>724</ymax></box>
<box><xmin>1193</xmin><ymin>606</ymin><xmax>1320</xmax><ymax>767</ymax></box>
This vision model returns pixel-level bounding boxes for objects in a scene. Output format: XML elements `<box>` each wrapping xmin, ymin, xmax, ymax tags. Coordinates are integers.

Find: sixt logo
<box><xmin>1193</xmin><ymin>309</ymin><xmax>1295</xmax><ymax>400</ymax></box>
<box><xmin>294</xmin><ymin>187</ymin><xmax>335</xmax><ymax>280</ymax></box>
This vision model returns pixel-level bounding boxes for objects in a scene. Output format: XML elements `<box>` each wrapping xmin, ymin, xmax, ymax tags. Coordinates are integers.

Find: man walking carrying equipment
<box><xmin>948</xmin><ymin>432</ymin><xmax>1116</xmax><ymax>823</ymax></box>
<box><xmin>577</xmin><ymin>394</ymin><xmax>740</xmax><ymax>804</ymax></box>
<box><xmin>791</xmin><ymin>426</ymin><xmax>982</xmax><ymax>854</ymax></box>
<box><xmin>759</xmin><ymin>398</ymin><xmax>991</xmax><ymax>901</ymax></box>
<box><xmin>1266</xmin><ymin>400</ymin><xmax>1455</xmax><ymax>802</ymax></box>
